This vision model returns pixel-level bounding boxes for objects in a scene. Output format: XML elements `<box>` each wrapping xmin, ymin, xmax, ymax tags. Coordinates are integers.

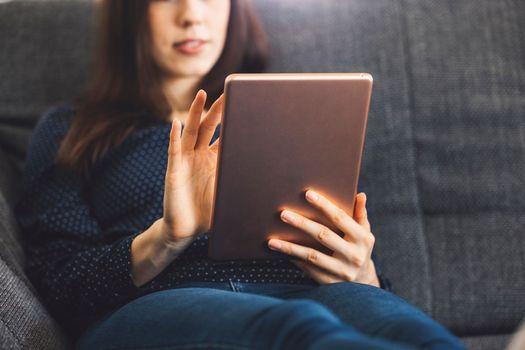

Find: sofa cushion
<box><xmin>404</xmin><ymin>0</ymin><xmax>525</xmax><ymax>334</ymax></box>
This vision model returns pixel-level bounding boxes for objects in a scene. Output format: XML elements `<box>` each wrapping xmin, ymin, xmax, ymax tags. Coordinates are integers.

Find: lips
<box><xmin>173</xmin><ymin>39</ymin><xmax>209</xmax><ymax>54</ymax></box>
<box><xmin>173</xmin><ymin>38</ymin><xmax>208</xmax><ymax>46</ymax></box>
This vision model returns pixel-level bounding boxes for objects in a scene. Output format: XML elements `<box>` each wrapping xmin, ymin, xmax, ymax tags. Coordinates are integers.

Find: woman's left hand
<box><xmin>267</xmin><ymin>190</ymin><xmax>380</xmax><ymax>287</ymax></box>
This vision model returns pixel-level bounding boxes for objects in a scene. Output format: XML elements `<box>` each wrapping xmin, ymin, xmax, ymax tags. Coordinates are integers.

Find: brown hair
<box><xmin>55</xmin><ymin>0</ymin><xmax>269</xmax><ymax>179</ymax></box>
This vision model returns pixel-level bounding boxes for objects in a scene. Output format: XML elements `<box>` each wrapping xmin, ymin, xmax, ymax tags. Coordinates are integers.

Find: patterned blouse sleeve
<box><xmin>14</xmin><ymin>105</ymin><xmax>147</xmax><ymax>335</ymax></box>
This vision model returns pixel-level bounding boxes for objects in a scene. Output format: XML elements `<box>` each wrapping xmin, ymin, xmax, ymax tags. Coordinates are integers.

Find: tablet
<box><xmin>208</xmin><ymin>73</ymin><xmax>373</xmax><ymax>261</ymax></box>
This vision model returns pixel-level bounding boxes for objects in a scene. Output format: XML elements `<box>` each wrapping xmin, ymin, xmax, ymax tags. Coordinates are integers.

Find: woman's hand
<box><xmin>268</xmin><ymin>190</ymin><xmax>380</xmax><ymax>287</ymax></box>
<box><xmin>161</xmin><ymin>89</ymin><xmax>224</xmax><ymax>248</ymax></box>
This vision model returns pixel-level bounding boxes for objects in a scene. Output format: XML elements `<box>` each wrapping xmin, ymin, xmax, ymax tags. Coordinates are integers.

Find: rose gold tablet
<box><xmin>208</xmin><ymin>73</ymin><xmax>373</xmax><ymax>261</ymax></box>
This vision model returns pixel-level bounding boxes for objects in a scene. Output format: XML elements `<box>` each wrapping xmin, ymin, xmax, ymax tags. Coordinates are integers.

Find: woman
<box><xmin>15</xmin><ymin>0</ymin><xmax>464</xmax><ymax>349</ymax></box>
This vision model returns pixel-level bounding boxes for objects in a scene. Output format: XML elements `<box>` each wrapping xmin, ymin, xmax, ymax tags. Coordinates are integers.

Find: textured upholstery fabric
<box><xmin>0</xmin><ymin>256</ymin><xmax>70</xmax><ymax>349</ymax></box>
<box><xmin>462</xmin><ymin>334</ymin><xmax>511</xmax><ymax>350</ymax></box>
<box><xmin>0</xmin><ymin>148</ymin><xmax>25</xmax><ymax>273</ymax></box>
<box><xmin>1</xmin><ymin>148</ymin><xmax>71</xmax><ymax>349</ymax></box>
<box><xmin>0</xmin><ymin>0</ymin><xmax>524</xmax><ymax>349</ymax></box>
<box><xmin>403</xmin><ymin>0</ymin><xmax>525</xmax><ymax>335</ymax></box>
<box><xmin>0</xmin><ymin>0</ymin><xmax>96</xmax><ymax>176</ymax></box>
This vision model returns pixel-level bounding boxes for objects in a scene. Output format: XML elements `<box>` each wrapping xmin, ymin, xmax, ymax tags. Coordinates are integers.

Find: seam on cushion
<box><xmin>398</xmin><ymin>0</ymin><xmax>434</xmax><ymax>317</ymax></box>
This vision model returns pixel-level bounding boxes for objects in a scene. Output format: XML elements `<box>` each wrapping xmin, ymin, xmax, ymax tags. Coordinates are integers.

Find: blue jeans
<box><xmin>76</xmin><ymin>281</ymin><xmax>464</xmax><ymax>350</ymax></box>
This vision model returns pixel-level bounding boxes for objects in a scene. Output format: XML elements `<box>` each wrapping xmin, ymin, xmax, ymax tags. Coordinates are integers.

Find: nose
<box><xmin>176</xmin><ymin>0</ymin><xmax>204</xmax><ymax>28</ymax></box>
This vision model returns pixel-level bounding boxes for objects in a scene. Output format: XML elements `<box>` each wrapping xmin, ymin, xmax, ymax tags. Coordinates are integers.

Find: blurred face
<box><xmin>149</xmin><ymin>0</ymin><xmax>231</xmax><ymax>80</ymax></box>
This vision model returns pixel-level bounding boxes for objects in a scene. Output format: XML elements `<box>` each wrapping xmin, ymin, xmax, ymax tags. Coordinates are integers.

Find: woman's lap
<box><xmin>76</xmin><ymin>281</ymin><xmax>464</xmax><ymax>350</ymax></box>
<box><xmin>77</xmin><ymin>285</ymin><xmax>303</xmax><ymax>350</ymax></box>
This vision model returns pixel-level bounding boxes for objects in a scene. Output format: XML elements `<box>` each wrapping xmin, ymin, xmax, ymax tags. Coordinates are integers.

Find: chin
<box><xmin>169</xmin><ymin>61</ymin><xmax>216</xmax><ymax>78</ymax></box>
<box><xmin>158</xmin><ymin>57</ymin><xmax>219</xmax><ymax>81</ymax></box>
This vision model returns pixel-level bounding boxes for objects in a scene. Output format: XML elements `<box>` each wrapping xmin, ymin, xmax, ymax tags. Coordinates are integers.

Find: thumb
<box><xmin>354</xmin><ymin>193</ymin><xmax>371</xmax><ymax>231</ymax></box>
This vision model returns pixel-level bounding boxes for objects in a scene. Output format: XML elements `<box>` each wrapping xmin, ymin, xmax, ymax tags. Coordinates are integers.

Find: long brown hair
<box><xmin>56</xmin><ymin>0</ymin><xmax>269</xmax><ymax>179</ymax></box>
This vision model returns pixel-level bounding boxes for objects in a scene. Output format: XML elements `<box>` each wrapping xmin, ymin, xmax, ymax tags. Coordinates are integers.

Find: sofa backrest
<box><xmin>0</xmin><ymin>0</ymin><xmax>96</xmax><ymax>177</ymax></box>
<box><xmin>0</xmin><ymin>0</ymin><xmax>524</xmax><ymax>341</ymax></box>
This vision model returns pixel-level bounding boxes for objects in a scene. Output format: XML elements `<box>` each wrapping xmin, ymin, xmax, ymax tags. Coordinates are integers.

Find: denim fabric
<box><xmin>76</xmin><ymin>281</ymin><xmax>464</xmax><ymax>350</ymax></box>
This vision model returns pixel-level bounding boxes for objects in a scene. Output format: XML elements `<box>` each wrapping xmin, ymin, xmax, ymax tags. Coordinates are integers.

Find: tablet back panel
<box><xmin>208</xmin><ymin>73</ymin><xmax>373</xmax><ymax>261</ymax></box>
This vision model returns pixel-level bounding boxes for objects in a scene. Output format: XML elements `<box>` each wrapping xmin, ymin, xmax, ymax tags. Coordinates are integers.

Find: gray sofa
<box><xmin>1</xmin><ymin>0</ymin><xmax>524</xmax><ymax>349</ymax></box>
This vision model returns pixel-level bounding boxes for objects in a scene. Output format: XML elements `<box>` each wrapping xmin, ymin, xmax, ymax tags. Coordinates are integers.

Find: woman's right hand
<box><xmin>160</xmin><ymin>89</ymin><xmax>224</xmax><ymax>248</ymax></box>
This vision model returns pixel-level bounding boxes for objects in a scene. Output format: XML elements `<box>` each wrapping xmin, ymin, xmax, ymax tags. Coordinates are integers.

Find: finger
<box><xmin>209</xmin><ymin>137</ymin><xmax>220</xmax><ymax>153</ymax></box>
<box><xmin>166</xmin><ymin>119</ymin><xmax>182</xmax><ymax>175</ymax></box>
<box><xmin>305</xmin><ymin>189</ymin><xmax>366</xmax><ymax>242</ymax></box>
<box><xmin>181</xmin><ymin>90</ymin><xmax>206</xmax><ymax>152</ymax></box>
<box><xmin>290</xmin><ymin>260</ymin><xmax>339</xmax><ymax>284</ymax></box>
<box><xmin>279</xmin><ymin>209</ymin><xmax>355</xmax><ymax>257</ymax></box>
<box><xmin>267</xmin><ymin>239</ymin><xmax>344</xmax><ymax>274</ymax></box>
<box><xmin>195</xmin><ymin>94</ymin><xmax>224</xmax><ymax>150</ymax></box>
<box><xmin>354</xmin><ymin>193</ymin><xmax>371</xmax><ymax>231</ymax></box>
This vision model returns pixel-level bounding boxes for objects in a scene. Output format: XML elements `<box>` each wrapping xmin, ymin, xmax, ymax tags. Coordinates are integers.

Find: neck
<box><xmin>163</xmin><ymin>76</ymin><xmax>203</xmax><ymax>123</ymax></box>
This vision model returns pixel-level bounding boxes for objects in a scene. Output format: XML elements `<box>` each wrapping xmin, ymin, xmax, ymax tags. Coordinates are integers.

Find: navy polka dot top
<box><xmin>15</xmin><ymin>104</ymin><xmax>390</xmax><ymax>337</ymax></box>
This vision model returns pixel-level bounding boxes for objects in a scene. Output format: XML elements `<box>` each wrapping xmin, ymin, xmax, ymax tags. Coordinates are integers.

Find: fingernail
<box><xmin>268</xmin><ymin>240</ymin><xmax>282</xmax><ymax>250</ymax></box>
<box><xmin>306</xmin><ymin>190</ymin><xmax>319</xmax><ymax>202</ymax></box>
<box><xmin>281</xmin><ymin>210</ymin><xmax>293</xmax><ymax>222</ymax></box>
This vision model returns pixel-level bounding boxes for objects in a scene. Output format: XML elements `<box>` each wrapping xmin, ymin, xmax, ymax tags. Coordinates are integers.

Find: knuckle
<box><xmin>365</xmin><ymin>233</ymin><xmax>376</xmax><ymax>248</ymax></box>
<box><xmin>317</xmin><ymin>227</ymin><xmax>330</xmax><ymax>242</ymax></box>
<box><xmin>332</xmin><ymin>209</ymin><xmax>346</xmax><ymax>226</ymax></box>
<box><xmin>324</xmin><ymin>276</ymin><xmax>334</xmax><ymax>284</ymax></box>
<box><xmin>343</xmin><ymin>270</ymin><xmax>357</xmax><ymax>281</ymax></box>
<box><xmin>185</xmin><ymin>128</ymin><xmax>199</xmax><ymax>137</ymax></box>
<box><xmin>167</xmin><ymin>147</ymin><xmax>177</xmax><ymax>156</ymax></box>
<box><xmin>352</xmin><ymin>254</ymin><xmax>365</xmax><ymax>267</ymax></box>
<box><xmin>200</xmin><ymin>123</ymin><xmax>217</xmax><ymax>133</ymax></box>
<box><xmin>165</xmin><ymin>175</ymin><xmax>177</xmax><ymax>188</ymax></box>
<box><xmin>306</xmin><ymin>250</ymin><xmax>319</xmax><ymax>263</ymax></box>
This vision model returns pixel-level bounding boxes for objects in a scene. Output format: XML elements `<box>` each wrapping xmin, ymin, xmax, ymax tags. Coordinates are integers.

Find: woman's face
<box><xmin>148</xmin><ymin>0</ymin><xmax>231</xmax><ymax>80</ymax></box>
